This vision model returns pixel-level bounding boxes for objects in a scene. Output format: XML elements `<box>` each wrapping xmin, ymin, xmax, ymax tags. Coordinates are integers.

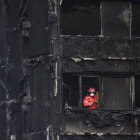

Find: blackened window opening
<box><xmin>63</xmin><ymin>74</ymin><xmax>79</xmax><ymax>108</ymax></box>
<box><xmin>62</xmin><ymin>0</ymin><xmax>101</xmax><ymax>36</ymax></box>
<box><xmin>101</xmin><ymin>1</ymin><xmax>131</xmax><ymax>37</ymax></box>
<box><xmin>135</xmin><ymin>76</ymin><xmax>140</xmax><ymax>108</ymax></box>
<box><xmin>132</xmin><ymin>2</ymin><xmax>140</xmax><ymax>37</ymax></box>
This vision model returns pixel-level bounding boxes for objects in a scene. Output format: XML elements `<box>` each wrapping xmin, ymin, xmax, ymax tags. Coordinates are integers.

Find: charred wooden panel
<box><xmin>101</xmin><ymin>1</ymin><xmax>131</xmax><ymax>37</ymax></box>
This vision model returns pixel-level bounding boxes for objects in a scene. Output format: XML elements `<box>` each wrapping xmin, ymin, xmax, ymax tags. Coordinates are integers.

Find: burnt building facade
<box><xmin>62</xmin><ymin>0</ymin><xmax>140</xmax><ymax>140</ymax></box>
<box><xmin>0</xmin><ymin>0</ymin><xmax>140</xmax><ymax>140</ymax></box>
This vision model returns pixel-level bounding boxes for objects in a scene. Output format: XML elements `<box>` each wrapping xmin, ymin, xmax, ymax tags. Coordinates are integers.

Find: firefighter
<box><xmin>83</xmin><ymin>87</ymin><xmax>99</xmax><ymax>109</ymax></box>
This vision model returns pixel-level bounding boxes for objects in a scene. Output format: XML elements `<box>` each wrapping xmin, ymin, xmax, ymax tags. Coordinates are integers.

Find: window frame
<box><xmin>63</xmin><ymin>74</ymin><xmax>135</xmax><ymax>111</ymax></box>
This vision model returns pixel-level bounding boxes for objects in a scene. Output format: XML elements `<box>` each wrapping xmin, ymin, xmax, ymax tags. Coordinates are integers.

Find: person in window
<box><xmin>83</xmin><ymin>87</ymin><xmax>99</xmax><ymax>109</ymax></box>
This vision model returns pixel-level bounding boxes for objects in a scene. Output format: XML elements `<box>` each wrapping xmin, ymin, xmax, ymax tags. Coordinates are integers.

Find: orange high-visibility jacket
<box><xmin>83</xmin><ymin>95</ymin><xmax>98</xmax><ymax>109</ymax></box>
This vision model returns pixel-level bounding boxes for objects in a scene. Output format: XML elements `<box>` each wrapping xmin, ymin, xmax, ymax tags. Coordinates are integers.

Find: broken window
<box><xmin>63</xmin><ymin>74</ymin><xmax>135</xmax><ymax>110</ymax></box>
<box><xmin>101</xmin><ymin>1</ymin><xmax>131</xmax><ymax>37</ymax></box>
<box><xmin>63</xmin><ymin>74</ymin><xmax>100</xmax><ymax>109</ymax></box>
<box><xmin>61</xmin><ymin>0</ymin><xmax>101</xmax><ymax>36</ymax></box>
<box><xmin>102</xmin><ymin>76</ymin><xmax>134</xmax><ymax>110</ymax></box>
<box><xmin>132</xmin><ymin>2</ymin><xmax>140</xmax><ymax>37</ymax></box>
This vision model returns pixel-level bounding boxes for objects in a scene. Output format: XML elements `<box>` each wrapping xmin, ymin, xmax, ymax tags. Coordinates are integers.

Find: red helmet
<box><xmin>88</xmin><ymin>87</ymin><xmax>95</xmax><ymax>92</ymax></box>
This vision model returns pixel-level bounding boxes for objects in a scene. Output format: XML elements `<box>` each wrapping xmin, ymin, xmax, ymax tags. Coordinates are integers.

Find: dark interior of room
<box><xmin>62</xmin><ymin>0</ymin><xmax>101</xmax><ymax>36</ymax></box>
